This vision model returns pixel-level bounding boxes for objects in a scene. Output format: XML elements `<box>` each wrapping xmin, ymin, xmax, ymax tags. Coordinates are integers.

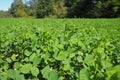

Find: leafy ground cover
<box><xmin>0</xmin><ymin>18</ymin><xmax>120</xmax><ymax>80</ymax></box>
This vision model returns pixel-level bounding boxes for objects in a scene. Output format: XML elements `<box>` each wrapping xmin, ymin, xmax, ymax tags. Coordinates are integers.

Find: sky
<box><xmin>0</xmin><ymin>0</ymin><xmax>13</xmax><ymax>11</ymax></box>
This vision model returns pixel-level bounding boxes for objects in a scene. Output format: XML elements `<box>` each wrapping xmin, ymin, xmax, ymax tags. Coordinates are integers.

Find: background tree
<box><xmin>0</xmin><ymin>10</ymin><xmax>11</xmax><ymax>18</ymax></box>
<box><xmin>36</xmin><ymin>0</ymin><xmax>54</xmax><ymax>18</ymax></box>
<box><xmin>8</xmin><ymin>0</ymin><xmax>120</xmax><ymax>18</ymax></box>
<box><xmin>24</xmin><ymin>0</ymin><xmax>38</xmax><ymax>17</ymax></box>
<box><xmin>9</xmin><ymin>0</ymin><xmax>27</xmax><ymax>17</ymax></box>
<box><xmin>51</xmin><ymin>0</ymin><xmax>67</xmax><ymax>18</ymax></box>
<box><xmin>65</xmin><ymin>0</ymin><xmax>98</xmax><ymax>18</ymax></box>
<box><xmin>101</xmin><ymin>0</ymin><xmax>120</xmax><ymax>18</ymax></box>
<box><xmin>65</xmin><ymin>0</ymin><xmax>120</xmax><ymax>18</ymax></box>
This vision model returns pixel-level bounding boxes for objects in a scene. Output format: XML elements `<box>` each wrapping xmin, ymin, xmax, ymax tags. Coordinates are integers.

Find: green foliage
<box><xmin>0</xmin><ymin>10</ymin><xmax>11</xmax><ymax>18</ymax></box>
<box><xmin>52</xmin><ymin>0</ymin><xmax>67</xmax><ymax>18</ymax></box>
<box><xmin>7</xmin><ymin>0</ymin><xmax>120</xmax><ymax>18</ymax></box>
<box><xmin>65</xmin><ymin>0</ymin><xmax>94</xmax><ymax>17</ymax></box>
<box><xmin>36</xmin><ymin>0</ymin><xmax>54</xmax><ymax>18</ymax></box>
<box><xmin>94</xmin><ymin>0</ymin><xmax>120</xmax><ymax>18</ymax></box>
<box><xmin>41</xmin><ymin>65</ymin><xmax>58</xmax><ymax>80</ymax></box>
<box><xmin>9</xmin><ymin>0</ymin><xmax>27</xmax><ymax>17</ymax></box>
<box><xmin>21</xmin><ymin>64</ymin><xmax>32</xmax><ymax>74</ymax></box>
<box><xmin>65</xmin><ymin>0</ymin><xmax>120</xmax><ymax>18</ymax></box>
<box><xmin>79</xmin><ymin>68</ymin><xmax>90</xmax><ymax>80</ymax></box>
<box><xmin>15</xmin><ymin>9</ymin><xmax>27</xmax><ymax>17</ymax></box>
<box><xmin>0</xmin><ymin>18</ymin><xmax>120</xmax><ymax>80</ymax></box>
<box><xmin>31</xmin><ymin>66</ymin><xmax>39</xmax><ymax>77</ymax></box>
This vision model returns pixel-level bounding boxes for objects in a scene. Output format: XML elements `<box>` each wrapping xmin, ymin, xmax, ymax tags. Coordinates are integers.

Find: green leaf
<box><xmin>0</xmin><ymin>76</ymin><xmax>7</xmax><ymax>80</ymax></box>
<box><xmin>107</xmin><ymin>65</ymin><xmax>120</xmax><ymax>80</ymax></box>
<box><xmin>0</xmin><ymin>59</ymin><xmax>3</xmax><ymax>63</ymax></box>
<box><xmin>101</xmin><ymin>60</ymin><xmax>113</xmax><ymax>70</ymax></box>
<box><xmin>3</xmin><ymin>62</ymin><xmax>9</xmax><ymax>69</ymax></box>
<box><xmin>24</xmin><ymin>57</ymin><xmax>29</xmax><ymax>62</ymax></box>
<box><xmin>41</xmin><ymin>65</ymin><xmax>58</xmax><ymax>80</ymax></box>
<box><xmin>84</xmin><ymin>54</ymin><xmax>93</xmax><ymax>66</ymax></box>
<box><xmin>21</xmin><ymin>64</ymin><xmax>32</xmax><ymax>74</ymax></box>
<box><xmin>58</xmin><ymin>76</ymin><xmax>64</xmax><ymax>80</ymax></box>
<box><xmin>7</xmin><ymin>69</ymin><xmax>16</xmax><ymax>79</ymax></box>
<box><xmin>79</xmin><ymin>68</ymin><xmax>89</xmax><ymax>80</ymax></box>
<box><xmin>29</xmin><ymin>53</ymin><xmax>37</xmax><ymax>61</ymax></box>
<box><xmin>57</xmin><ymin>51</ymin><xmax>68</xmax><ymax>60</ymax></box>
<box><xmin>58</xmin><ymin>44</ymin><xmax>64</xmax><ymax>49</ymax></box>
<box><xmin>69</xmin><ymin>37</ymin><xmax>77</xmax><ymax>45</ymax></box>
<box><xmin>77</xmin><ymin>56</ymin><xmax>83</xmax><ymax>62</ymax></box>
<box><xmin>32</xmin><ymin>57</ymin><xmax>41</xmax><ymax>66</ymax></box>
<box><xmin>69</xmin><ymin>53</ymin><xmax>75</xmax><ymax>58</ymax></box>
<box><xmin>24</xmin><ymin>50</ymin><xmax>32</xmax><ymax>56</ymax></box>
<box><xmin>53</xmin><ymin>47</ymin><xmax>59</xmax><ymax>54</ymax></box>
<box><xmin>49</xmin><ymin>70</ymin><xmax>58</xmax><ymax>80</ymax></box>
<box><xmin>96</xmin><ymin>47</ymin><xmax>104</xmax><ymax>54</ymax></box>
<box><xmin>11</xmin><ymin>54</ymin><xmax>18</xmax><ymax>61</ymax></box>
<box><xmin>30</xmin><ymin>34</ymin><xmax>38</xmax><ymax>41</ymax></box>
<box><xmin>16</xmin><ymin>75</ymin><xmax>25</xmax><ymax>80</ymax></box>
<box><xmin>31</xmin><ymin>66</ymin><xmax>39</xmax><ymax>77</ymax></box>
<box><xmin>41</xmin><ymin>65</ymin><xmax>50</xmax><ymax>79</ymax></box>
<box><xmin>14</xmin><ymin>62</ymin><xmax>21</xmax><ymax>69</ymax></box>
<box><xmin>77</xmin><ymin>51</ymin><xmax>84</xmax><ymax>56</ymax></box>
<box><xmin>41</xmin><ymin>52</ymin><xmax>50</xmax><ymax>62</ymax></box>
<box><xmin>62</xmin><ymin>59</ymin><xmax>71</xmax><ymax>70</ymax></box>
<box><xmin>78</xmin><ymin>41</ymin><xmax>86</xmax><ymax>50</ymax></box>
<box><xmin>110</xmin><ymin>71</ymin><xmax>120</xmax><ymax>80</ymax></box>
<box><xmin>6</xmin><ymin>58</ymin><xmax>12</xmax><ymax>63</ymax></box>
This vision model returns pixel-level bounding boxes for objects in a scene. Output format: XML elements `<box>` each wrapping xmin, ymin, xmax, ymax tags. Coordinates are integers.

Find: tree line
<box><xmin>0</xmin><ymin>0</ymin><xmax>120</xmax><ymax>18</ymax></box>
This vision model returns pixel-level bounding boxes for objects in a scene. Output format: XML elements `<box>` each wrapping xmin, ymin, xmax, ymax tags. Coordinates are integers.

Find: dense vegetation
<box><xmin>0</xmin><ymin>18</ymin><xmax>120</xmax><ymax>80</ymax></box>
<box><xmin>0</xmin><ymin>0</ymin><xmax>120</xmax><ymax>18</ymax></box>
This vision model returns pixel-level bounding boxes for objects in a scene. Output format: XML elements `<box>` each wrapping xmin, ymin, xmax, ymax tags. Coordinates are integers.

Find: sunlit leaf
<box><xmin>14</xmin><ymin>62</ymin><xmax>21</xmax><ymax>69</ymax></box>
<box><xmin>21</xmin><ymin>64</ymin><xmax>32</xmax><ymax>74</ymax></box>
<box><xmin>24</xmin><ymin>50</ymin><xmax>32</xmax><ymax>56</ymax></box>
<box><xmin>41</xmin><ymin>65</ymin><xmax>50</xmax><ymax>79</ymax></box>
<box><xmin>33</xmin><ymin>57</ymin><xmax>41</xmax><ymax>66</ymax></box>
<box><xmin>16</xmin><ymin>75</ymin><xmax>25</xmax><ymax>80</ymax></box>
<box><xmin>7</xmin><ymin>69</ymin><xmax>16</xmax><ymax>79</ymax></box>
<box><xmin>6</xmin><ymin>58</ymin><xmax>12</xmax><ymax>63</ymax></box>
<box><xmin>101</xmin><ymin>60</ymin><xmax>113</xmax><ymax>70</ymax></box>
<box><xmin>79</xmin><ymin>68</ymin><xmax>89</xmax><ymax>80</ymax></box>
<box><xmin>31</xmin><ymin>66</ymin><xmax>39</xmax><ymax>77</ymax></box>
<box><xmin>29</xmin><ymin>53</ymin><xmax>37</xmax><ymax>61</ymax></box>
<box><xmin>11</xmin><ymin>54</ymin><xmax>18</xmax><ymax>61</ymax></box>
<box><xmin>84</xmin><ymin>54</ymin><xmax>93</xmax><ymax>66</ymax></box>
<box><xmin>49</xmin><ymin>70</ymin><xmax>58</xmax><ymax>80</ymax></box>
<box><xmin>57</xmin><ymin>51</ymin><xmax>68</xmax><ymax>60</ymax></box>
<box><xmin>62</xmin><ymin>59</ymin><xmax>71</xmax><ymax>70</ymax></box>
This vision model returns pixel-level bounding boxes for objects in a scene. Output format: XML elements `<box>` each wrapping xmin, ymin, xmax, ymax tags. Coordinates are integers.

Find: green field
<box><xmin>0</xmin><ymin>18</ymin><xmax>120</xmax><ymax>80</ymax></box>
